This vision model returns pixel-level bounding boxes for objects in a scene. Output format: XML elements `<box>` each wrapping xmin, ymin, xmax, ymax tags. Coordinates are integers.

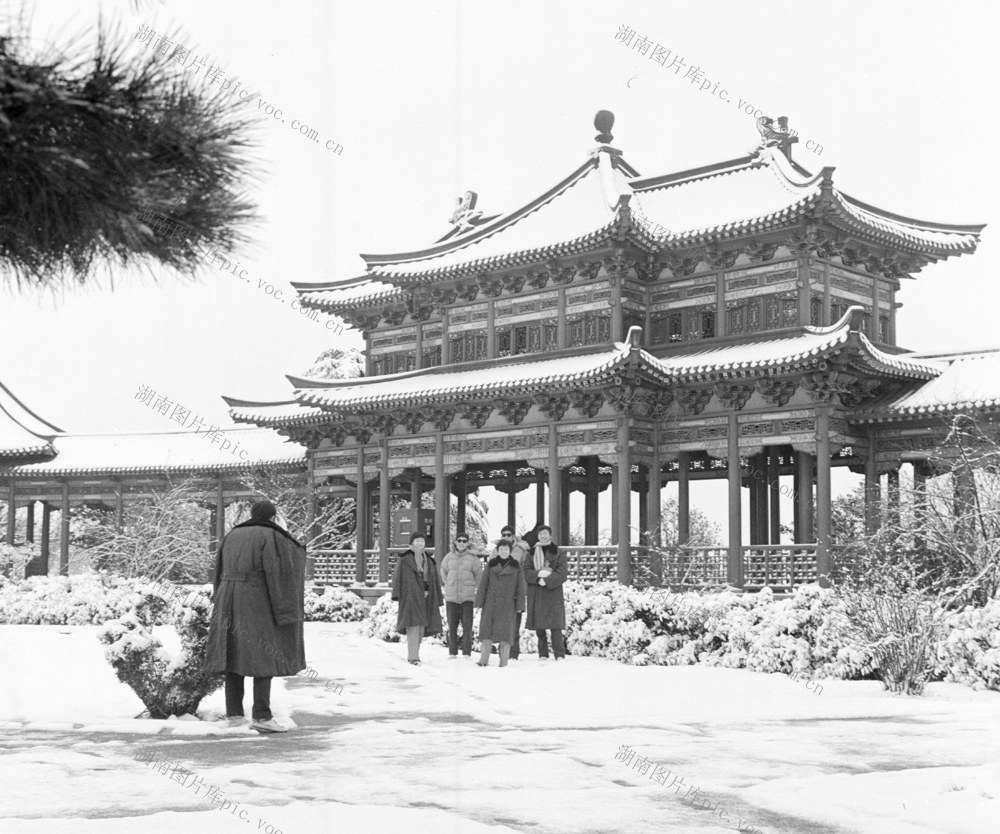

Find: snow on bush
<box><xmin>935</xmin><ymin>599</ymin><xmax>1000</xmax><ymax>691</ymax></box>
<box><xmin>304</xmin><ymin>586</ymin><xmax>369</xmax><ymax>622</ymax></box>
<box><xmin>0</xmin><ymin>571</ymin><xmax>143</xmax><ymax>625</ymax></box>
<box><xmin>98</xmin><ymin>586</ymin><xmax>223</xmax><ymax>718</ymax></box>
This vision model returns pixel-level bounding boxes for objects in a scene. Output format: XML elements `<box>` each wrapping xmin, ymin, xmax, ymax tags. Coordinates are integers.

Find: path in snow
<box><xmin>2</xmin><ymin>623</ymin><xmax>999</xmax><ymax>833</ymax></box>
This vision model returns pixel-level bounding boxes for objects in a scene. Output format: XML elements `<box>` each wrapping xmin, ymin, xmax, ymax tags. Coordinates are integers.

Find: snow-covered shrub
<box><xmin>98</xmin><ymin>587</ymin><xmax>222</xmax><ymax>718</ymax></box>
<box><xmin>0</xmin><ymin>570</ymin><xmax>143</xmax><ymax>625</ymax></box>
<box><xmin>359</xmin><ymin>594</ymin><xmax>401</xmax><ymax>642</ymax></box>
<box><xmin>934</xmin><ymin>600</ymin><xmax>1000</xmax><ymax>691</ymax></box>
<box><xmin>837</xmin><ymin>586</ymin><xmax>944</xmax><ymax>695</ymax></box>
<box><xmin>565</xmin><ymin>581</ymin><xmax>654</xmax><ymax>663</ymax></box>
<box><xmin>304</xmin><ymin>586</ymin><xmax>370</xmax><ymax>622</ymax></box>
<box><xmin>0</xmin><ymin>542</ymin><xmax>39</xmax><ymax>579</ymax></box>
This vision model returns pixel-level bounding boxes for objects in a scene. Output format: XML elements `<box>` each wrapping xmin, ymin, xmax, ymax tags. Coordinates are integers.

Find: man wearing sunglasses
<box><xmin>439</xmin><ymin>531</ymin><xmax>481</xmax><ymax>658</ymax></box>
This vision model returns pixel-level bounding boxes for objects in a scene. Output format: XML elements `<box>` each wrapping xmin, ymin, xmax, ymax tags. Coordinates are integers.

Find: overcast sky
<box><xmin>2</xmin><ymin>0</ymin><xmax>998</xmax><ymax>534</ymax></box>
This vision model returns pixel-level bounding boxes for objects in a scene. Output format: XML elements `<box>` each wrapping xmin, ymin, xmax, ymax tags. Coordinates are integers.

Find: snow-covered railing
<box><xmin>742</xmin><ymin>545</ymin><xmax>818</xmax><ymax>591</ymax></box>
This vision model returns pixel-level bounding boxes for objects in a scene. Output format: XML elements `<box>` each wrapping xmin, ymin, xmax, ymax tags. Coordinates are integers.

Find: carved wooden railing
<box><xmin>742</xmin><ymin>544</ymin><xmax>818</xmax><ymax>591</ymax></box>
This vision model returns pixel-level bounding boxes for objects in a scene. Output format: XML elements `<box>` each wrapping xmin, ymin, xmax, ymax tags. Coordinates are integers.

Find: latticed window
<box><xmin>449</xmin><ymin>331</ymin><xmax>487</xmax><ymax>363</ymax></box>
<box><xmin>701</xmin><ymin>311</ymin><xmax>715</xmax><ymax>339</ymax></box>
<box><xmin>727</xmin><ymin>304</ymin><xmax>746</xmax><ymax>336</ymax></box>
<box><xmin>747</xmin><ymin>299</ymin><xmax>761</xmax><ymax>332</ymax></box>
<box><xmin>668</xmin><ymin>312</ymin><xmax>682</xmax><ymax>342</ymax></box>
<box><xmin>879</xmin><ymin>314</ymin><xmax>890</xmax><ymax>343</ymax></box>
<box><xmin>765</xmin><ymin>295</ymin><xmax>797</xmax><ymax>329</ymax></box>
<box><xmin>513</xmin><ymin>325</ymin><xmax>529</xmax><ymax>355</ymax></box>
<box><xmin>810</xmin><ymin>296</ymin><xmax>823</xmax><ymax>326</ymax></box>
<box><xmin>543</xmin><ymin>322</ymin><xmax>558</xmax><ymax>350</ymax></box>
<box><xmin>651</xmin><ymin>312</ymin><xmax>669</xmax><ymax>345</ymax></box>
<box><xmin>422</xmin><ymin>345</ymin><xmax>442</xmax><ymax>367</ymax></box>
<box><xmin>497</xmin><ymin>330</ymin><xmax>512</xmax><ymax>357</ymax></box>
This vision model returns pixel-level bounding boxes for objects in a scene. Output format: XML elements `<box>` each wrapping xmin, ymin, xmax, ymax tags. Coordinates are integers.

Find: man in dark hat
<box><xmin>203</xmin><ymin>500</ymin><xmax>307</xmax><ymax>733</ymax></box>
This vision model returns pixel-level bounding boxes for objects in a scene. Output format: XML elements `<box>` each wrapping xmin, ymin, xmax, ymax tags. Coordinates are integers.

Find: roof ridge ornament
<box><xmin>449</xmin><ymin>190</ymin><xmax>483</xmax><ymax>231</ymax></box>
<box><xmin>755</xmin><ymin>115</ymin><xmax>799</xmax><ymax>161</ymax></box>
<box><xmin>594</xmin><ymin>110</ymin><xmax>615</xmax><ymax>143</ymax></box>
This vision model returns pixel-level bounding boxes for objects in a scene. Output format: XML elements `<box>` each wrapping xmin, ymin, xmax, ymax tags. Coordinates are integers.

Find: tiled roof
<box><xmin>0</xmin><ymin>381</ymin><xmax>61</xmax><ymax>460</ymax></box>
<box><xmin>852</xmin><ymin>349</ymin><xmax>1000</xmax><ymax>422</ymax></box>
<box><xmin>293</xmin><ymin>142</ymin><xmax>983</xmax><ymax>311</ymax></box>
<box><xmin>3</xmin><ymin>428</ymin><xmax>306</xmax><ymax>477</ymax></box>
<box><xmin>225</xmin><ymin>398</ymin><xmax>326</xmax><ymax>427</ymax></box>
<box><xmin>644</xmin><ymin>309</ymin><xmax>941</xmax><ymax>382</ymax></box>
<box><xmin>292</xmin><ymin>342</ymin><xmax>655</xmax><ymax>411</ymax></box>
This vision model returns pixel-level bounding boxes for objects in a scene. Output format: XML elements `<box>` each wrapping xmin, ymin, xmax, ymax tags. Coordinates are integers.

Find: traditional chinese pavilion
<box><xmin>1</xmin><ymin>378</ymin><xmax>306</xmax><ymax>576</ymax></box>
<box><xmin>227</xmin><ymin>111</ymin><xmax>985</xmax><ymax>591</ymax></box>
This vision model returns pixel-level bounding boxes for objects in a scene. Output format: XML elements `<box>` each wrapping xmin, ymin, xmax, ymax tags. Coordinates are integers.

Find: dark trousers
<box><xmin>446</xmin><ymin>600</ymin><xmax>474</xmax><ymax>655</ymax></box>
<box><xmin>225</xmin><ymin>672</ymin><xmax>272</xmax><ymax>721</ymax></box>
<box><xmin>510</xmin><ymin>612</ymin><xmax>523</xmax><ymax>659</ymax></box>
<box><xmin>536</xmin><ymin>628</ymin><xmax>565</xmax><ymax>659</ymax></box>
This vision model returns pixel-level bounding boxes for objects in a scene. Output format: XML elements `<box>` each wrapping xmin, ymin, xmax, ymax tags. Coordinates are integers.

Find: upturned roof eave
<box><xmin>359</xmin><ymin>156</ymin><xmax>602</xmax><ymax>269</ymax></box>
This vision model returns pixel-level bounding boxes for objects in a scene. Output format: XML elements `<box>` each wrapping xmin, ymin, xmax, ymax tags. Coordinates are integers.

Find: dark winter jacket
<box><xmin>392</xmin><ymin>549</ymin><xmax>443</xmax><ymax>635</ymax></box>
<box><xmin>203</xmin><ymin>519</ymin><xmax>306</xmax><ymax>677</ymax></box>
<box><xmin>475</xmin><ymin>556</ymin><xmax>527</xmax><ymax>643</ymax></box>
<box><xmin>523</xmin><ymin>543</ymin><xmax>566</xmax><ymax>630</ymax></box>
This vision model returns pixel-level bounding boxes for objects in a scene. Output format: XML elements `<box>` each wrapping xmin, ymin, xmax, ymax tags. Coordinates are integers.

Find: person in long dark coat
<box><xmin>523</xmin><ymin>524</ymin><xmax>567</xmax><ymax>660</ymax></box>
<box><xmin>475</xmin><ymin>540</ymin><xmax>527</xmax><ymax>667</ymax></box>
<box><xmin>391</xmin><ymin>533</ymin><xmax>443</xmax><ymax>665</ymax></box>
<box><xmin>203</xmin><ymin>500</ymin><xmax>306</xmax><ymax>733</ymax></box>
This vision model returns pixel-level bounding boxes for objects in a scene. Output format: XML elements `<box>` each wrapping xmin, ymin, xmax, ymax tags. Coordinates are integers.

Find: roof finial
<box><xmin>755</xmin><ymin>115</ymin><xmax>798</xmax><ymax>161</ymax></box>
<box><xmin>594</xmin><ymin>110</ymin><xmax>615</xmax><ymax>144</ymax></box>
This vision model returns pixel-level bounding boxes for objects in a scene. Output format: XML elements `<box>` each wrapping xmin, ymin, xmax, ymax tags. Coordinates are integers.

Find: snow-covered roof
<box><xmin>0</xmin><ymin>381</ymin><xmax>61</xmax><ymax>460</ymax></box>
<box><xmin>3</xmin><ymin>427</ymin><xmax>306</xmax><ymax>477</ymax></box>
<box><xmin>658</xmin><ymin>310</ymin><xmax>942</xmax><ymax>382</ymax></box>
<box><xmin>852</xmin><ymin>349</ymin><xmax>1000</xmax><ymax>422</ymax></box>
<box><xmin>293</xmin><ymin>128</ymin><xmax>982</xmax><ymax>312</ymax></box>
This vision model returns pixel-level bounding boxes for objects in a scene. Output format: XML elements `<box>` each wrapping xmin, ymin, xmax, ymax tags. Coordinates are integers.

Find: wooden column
<box><xmin>487</xmin><ymin>297</ymin><xmax>496</xmax><ymax>358</ymax></box>
<box><xmin>115</xmin><ymin>480</ymin><xmax>125</xmax><ymax>532</ymax></box>
<box><xmin>39</xmin><ymin>502</ymin><xmax>51</xmax><ymax>577</ymax></box>
<box><xmin>887</xmin><ymin>466</ymin><xmax>901</xmax><ymax>528</ymax></box>
<box><xmin>5</xmin><ymin>480</ymin><xmax>15</xmax><ymax>545</ymax></box>
<box><xmin>355</xmin><ymin>447</ymin><xmax>368</xmax><ymax>584</ymax></box>
<box><xmin>208</xmin><ymin>505</ymin><xmax>218</xmax><ymax>553</ymax></box>
<box><xmin>611</xmin><ymin>276</ymin><xmax>623</xmax><ymax>341</ymax></box>
<box><xmin>647</xmin><ymin>435</ymin><xmax>662</xmax><ymax>547</ymax></box>
<box><xmin>506</xmin><ymin>467</ymin><xmax>517</xmax><ymax>528</ymax></box>
<box><xmin>557</xmin><ymin>287</ymin><xmax>567</xmax><ymax>348</ymax></box>
<box><xmin>638</xmin><ymin>464</ymin><xmax>649</xmax><ymax>537</ymax></box>
<box><xmin>414</xmin><ymin>321</ymin><xmax>423</xmax><ymax>370</ymax></box>
<box><xmin>798</xmin><ymin>256</ymin><xmax>811</xmax><ymax>325</ymax></box>
<box><xmin>616</xmin><ymin>414</ymin><xmax>632</xmax><ymax>584</ymax></box>
<box><xmin>953</xmin><ymin>461</ymin><xmax>976</xmax><ymax>545</ymax></box>
<box><xmin>59</xmin><ymin>481</ymin><xmax>70</xmax><ymax>576</ymax></box>
<box><xmin>25</xmin><ymin>501</ymin><xmax>34</xmax><ymax>544</ymax></box>
<box><xmin>864</xmin><ymin>429</ymin><xmax>879</xmax><ymax>535</ymax></box>
<box><xmin>677</xmin><ymin>452</ymin><xmax>690</xmax><ymax>545</ymax></box>
<box><xmin>535</xmin><ymin>468</ymin><xmax>545</xmax><ymax>527</ymax></box>
<box><xmin>816</xmin><ymin>409</ymin><xmax>832</xmax><ymax>586</ymax></box>
<box><xmin>912</xmin><ymin>461</ymin><xmax>927</xmax><ymax>549</ymax></box>
<box><xmin>560</xmin><ymin>468</ymin><xmax>571</xmax><ymax>544</ymax></box>
<box><xmin>822</xmin><ymin>261</ymin><xmax>831</xmax><ymax>325</ymax></box>
<box><xmin>456</xmin><ymin>468</ymin><xmax>467</xmax><ymax>533</ymax></box>
<box><xmin>434</xmin><ymin>435</ymin><xmax>448</xmax><ymax>559</ymax></box>
<box><xmin>796</xmin><ymin>450</ymin><xmax>814</xmax><ymax>542</ymax></box>
<box><xmin>548</xmin><ymin>424</ymin><xmax>560</xmax><ymax>531</ymax></box>
<box><xmin>768</xmin><ymin>446</ymin><xmax>781</xmax><ymax>544</ymax></box>
<box><xmin>727</xmin><ymin>415</ymin><xmax>743</xmax><ymax>588</ymax></box>
<box><xmin>410</xmin><ymin>469</ymin><xmax>422</xmax><ymax>509</ymax></box>
<box><xmin>584</xmin><ymin>456</ymin><xmax>599</xmax><ymax>544</ymax></box>
<box><xmin>379</xmin><ymin>441</ymin><xmax>391</xmax><ymax>584</ymax></box>
<box><xmin>441</xmin><ymin>307</ymin><xmax>451</xmax><ymax>364</ymax></box>
<box><xmin>749</xmin><ymin>463</ymin><xmax>760</xmax><ymax>545</ymax></box>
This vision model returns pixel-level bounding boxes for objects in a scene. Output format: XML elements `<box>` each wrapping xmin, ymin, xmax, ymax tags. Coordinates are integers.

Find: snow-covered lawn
<box><xmin>1</xmin><ymin>622</ymin><xmax>998</xmax><ymax>833</ymax></box>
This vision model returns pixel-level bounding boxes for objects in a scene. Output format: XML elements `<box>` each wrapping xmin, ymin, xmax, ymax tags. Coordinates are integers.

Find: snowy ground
<box><xmin>1</xmin><ymin>623</ymin><xmax>999</xmax><ymax>833</ymax></box>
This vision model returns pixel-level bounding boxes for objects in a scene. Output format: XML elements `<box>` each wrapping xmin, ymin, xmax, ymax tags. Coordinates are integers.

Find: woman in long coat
<box><xmin>203</xmin><ymin>500</ymin><xmax>306</xmax><ymax>731</ymax></box>
<box><xmin>391</xmin><ymin>533</ymin><xmax>443</xmax><ymax>665</ymax></box>
<box><xmin>523</xmin><ymin>524</ymin><xmax>567</xmax><ymax>660</ymax></box>
<box><xmin>475</xmin><ymin>541</ymin><xmax>527</xmax><ymax>667</ymax></box>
